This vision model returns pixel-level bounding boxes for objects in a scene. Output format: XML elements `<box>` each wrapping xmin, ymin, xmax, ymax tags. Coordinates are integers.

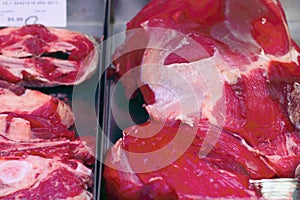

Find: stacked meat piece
<box><xmin>104</xmin><ymin>0</ymin><xmax>300</xmax><ymax>199</ymax></box>
<box><xmin>0</xmin><ymin>25</ymin><xmax>99</xmax><ymax>199</ymax></box>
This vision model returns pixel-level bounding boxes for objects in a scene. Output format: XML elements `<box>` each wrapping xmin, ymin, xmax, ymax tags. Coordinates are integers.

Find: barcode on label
<box><xmin>1</xmin><ymin>1</ymin><xmax>59</xmax><ymax>5</ymax></box>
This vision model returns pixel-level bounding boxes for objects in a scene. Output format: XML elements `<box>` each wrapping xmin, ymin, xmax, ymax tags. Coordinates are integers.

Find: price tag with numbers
<box><xmin>0</xmin><ymin>0</ymin><xmax>67</xmax><ymax>27</ymax></box>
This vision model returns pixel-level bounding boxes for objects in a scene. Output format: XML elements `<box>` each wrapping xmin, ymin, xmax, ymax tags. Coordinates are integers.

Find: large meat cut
<box><xmin>104</xmin><ymin>0</ymin><xmax>300</xmax><ymax>199</ymax></box>
<box><xmin>0</xmin><ymin>24</ymin><xmax>99</xmax><ymax>86</ymax></box>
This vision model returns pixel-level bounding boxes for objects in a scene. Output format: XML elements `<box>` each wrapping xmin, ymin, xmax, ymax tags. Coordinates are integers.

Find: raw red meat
<box><xmin>0</xmin><ymin>81</ymin><xmax>95</xmax><ymax>198</ymax></box>
<box><xmin>104</xmin><ymin>121</ymin><xmax>270</xmax><ymax>199</ymax></box>
<box><xmin>0</xmin><ymin>85</ymin><xmax>75</xmax><ymax>139</ymax></box>
<box><xmin>0</xmin><ymin>24</ymin><xmax>99</xmax><ymax>86</ymax></box>
<box><xmin>106</xmin><ymin>0</ymin><xmax>300</xmax><ymax>198</ymax></box>
<box><xmin>0</xmin><ymin>24</ymin><xmax>97</xmax><ymax>198</ymax></box>
<box><xmin>0</xmin><ymin>133</ymin><xmax>95</xmax><ymax>165</ymax></box>
<box><xmin>0</xmin><ymin>155</ymin><xmax>93</xmax><ymax>199</ymax></box>
<box><xmin>215</xmin><ymin>66</ymin><xmax>300</xmax><ymax>177</ymax></box>
<box><xmin>113</xmin><ymin>0</ymin><xmax>298</xmax><ymax>128</ymax></box>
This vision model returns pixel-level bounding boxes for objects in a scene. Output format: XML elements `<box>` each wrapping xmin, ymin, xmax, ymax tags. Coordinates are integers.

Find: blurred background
<box><xmin>281</xmin><ymin>0</ymin><xmax>300</xmax><ymax>45</ymax></box>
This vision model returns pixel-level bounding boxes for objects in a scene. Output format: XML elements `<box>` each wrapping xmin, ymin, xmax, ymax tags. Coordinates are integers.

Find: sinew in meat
<box><xmin>0</xmin><ymin>155</ymin><xmax>93</xmax><ymax>199</ymax></box>
<box><xmin>0</xmin><ymin>84</ymin><xmax>75</xmax><ymax>139</ymax></box>
<box><xmin>0</xmin><ymin>81</ymin><xmax>94</xmax><ymax>199</ymax></box>
<box><xmin>104</xmin><ymin>0</ymin><xmax>300</xmax><ymax>199</ymax></box>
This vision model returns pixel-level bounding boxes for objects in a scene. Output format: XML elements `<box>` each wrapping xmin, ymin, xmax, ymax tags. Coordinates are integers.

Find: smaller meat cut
<box><xmin>0</xmin><ymin>155</ymin><xmax>93</xmax><ymax>200</ymax></box>
<box><xmin>0</xmin><ymin>83</ymin><xmax>75</xmax><ymax>139</ymax></box>
<box><xmin>0</xmin><ymin>24</ymin><xmax>99</xmax><ymax>86</ymax></box>
<box><xmin>0</xmin><ymin>134</ymin><xmax>95</xmax><ymax>165</ymax></box>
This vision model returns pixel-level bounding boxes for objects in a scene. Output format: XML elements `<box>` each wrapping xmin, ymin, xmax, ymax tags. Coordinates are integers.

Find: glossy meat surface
<box><xmin>0</xmin><ymin>134</ymin><xmax>94</xmax><ymax>165</ymax></box>
<box><xmin>104</xmin><ymin>121</ymin><xmax>266</xmax><ymax>199</ymax></box>
<box><xmin>0</xmin><ymin>24</ymin><xmax>99</xmax><ymax>86</ymax></box>
<box><xmin>0</xmin><ymin>156</ymin><xmax>93</xmax><ymax>199</ymax></box>
<box><xmin>0</xmin><ymin>85</ymin><xmax>75</xmax><ymax>139</ymax></box>
<box><xmin>106</xmin><ymin>0</ymin><xmax>300</xmax><ymax>198</ymax></box>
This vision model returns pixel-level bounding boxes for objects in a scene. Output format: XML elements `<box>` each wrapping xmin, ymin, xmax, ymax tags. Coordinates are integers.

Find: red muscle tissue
<box><xmin>104</xmin><ymin>0</ymin><xmax>300</xmax><ymax>199</ymax></box>
<box><xmin>0</xmin><ymin>24</ymin><xmax>99</xmax><ymax>86</ymax></box>
<box><xmin>0</xmin><ymin>82</ymin><xmax>94</xmax><ymax>199</ymax></box>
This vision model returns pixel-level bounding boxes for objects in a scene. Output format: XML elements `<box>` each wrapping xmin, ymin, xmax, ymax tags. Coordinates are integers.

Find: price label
<box><xmin>0</xmin><ymin>0</ymin><xmax>67</xmax><ymax>27</ymax></box>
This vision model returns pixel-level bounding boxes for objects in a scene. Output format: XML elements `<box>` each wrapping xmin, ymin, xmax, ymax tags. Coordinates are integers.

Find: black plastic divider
<box><xmin>95</xmin><ymin>0</ymin><xmax>113</xmax><ymax>199</ymax></box>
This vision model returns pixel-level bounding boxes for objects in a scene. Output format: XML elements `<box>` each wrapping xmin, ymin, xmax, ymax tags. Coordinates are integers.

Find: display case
<box><xmin>1</xmin><ymin>0</ymin><xmax>300</xmax><ymax>199</ymax></box>
<box><xmin>67</xmin><ymin>0</ymin><xmax>105</xmax><ymax>36</ymax></box>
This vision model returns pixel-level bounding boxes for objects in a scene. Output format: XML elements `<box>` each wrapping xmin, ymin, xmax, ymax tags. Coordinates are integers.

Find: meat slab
<box><xmin>0</xmin><ymin>134</ymin><xmax>95</xmax><ymax>165</ymax></box>
<box><xmin>0</xmin><ymin>24</ymin><xmax>99</xmax><ymax>86</ymax></box>
<box><xmin>104</xmin><ymin>121</ymin><xmax>275</xmax><ymax>199</ymax></box>
<box><xmin>0</xmin><ymin>155</ymin><xmax>93</xmax><ymax>200</ymax></box>
<box><xmin>0</xmin><ymin>84</ymin><xmax>75</xmax><ymax>139</ymax></box>
<box><xmin>105</xmin><ymin>0</ymin><xmax>300</xmax><ymax>198</ymax></box>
